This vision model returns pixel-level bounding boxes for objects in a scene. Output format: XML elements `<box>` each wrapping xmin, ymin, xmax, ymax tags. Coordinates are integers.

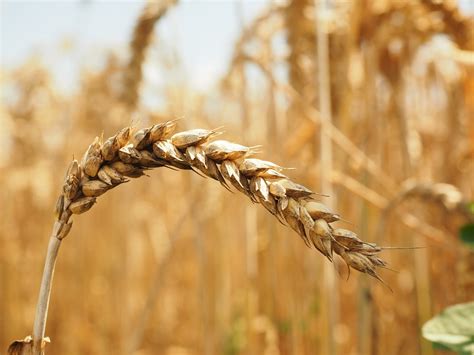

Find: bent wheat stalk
<box><xmin>9</xmin><ymin>120</ymin><xmax>389</xmax><ymax>354</ymax></box>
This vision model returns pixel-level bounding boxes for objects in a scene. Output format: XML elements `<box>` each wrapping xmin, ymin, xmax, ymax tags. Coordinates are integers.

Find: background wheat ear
<box><xmin>120</xmin><ymin>0</ymin><xmax>177</xmax><ymax>111</ymax></box>
<box><xmin>9</xmin><ymin>120</ymin><xmax>390</xmax><ymax>354</ymax></box>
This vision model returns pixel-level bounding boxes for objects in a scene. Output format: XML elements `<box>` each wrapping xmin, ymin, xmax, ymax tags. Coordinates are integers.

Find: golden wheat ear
<box><xmin>58</xmin><ymin>120</ymin><xmax>390</xmax><ymax>279</ymax></box>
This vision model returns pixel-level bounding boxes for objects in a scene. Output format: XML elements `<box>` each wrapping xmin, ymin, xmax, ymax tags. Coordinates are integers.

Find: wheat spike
<box><xmin>57</xmin><ymin>120</ymin><xmax>388</xmax><ymax>280</ymax></box>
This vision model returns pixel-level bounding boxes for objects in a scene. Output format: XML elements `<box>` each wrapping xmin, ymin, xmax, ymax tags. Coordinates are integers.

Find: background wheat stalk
<box><xmin>8</xmin><ymin>119</ymin><xmax>390</xmax><ymax>354</ymax></box>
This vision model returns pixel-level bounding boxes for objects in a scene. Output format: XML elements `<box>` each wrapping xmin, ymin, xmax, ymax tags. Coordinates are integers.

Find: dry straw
<box><xmin>9</xmin><ymin>120</ymin><xmax>390</xmax><ymax>354</ymax></box>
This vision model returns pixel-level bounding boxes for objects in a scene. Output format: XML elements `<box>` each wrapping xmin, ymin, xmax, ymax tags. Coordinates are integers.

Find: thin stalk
<box><xmin>235</xmin><ymin>3</ymin><xmax>259</xmax><ymax>354</ymax></box>
<box><xmin>8</xmin><ymin>210</ymin><xmax>73</xmax><ymax>355</ymax></box>
<box><xmin>31</xmin><ymin>225</ymin><xmax>63</xmax><ymax>354</ymax></box>
<box><xmin>316</xmin><ymin>1</ymin><xmax>338</xmax><ymax>355</ymax></box>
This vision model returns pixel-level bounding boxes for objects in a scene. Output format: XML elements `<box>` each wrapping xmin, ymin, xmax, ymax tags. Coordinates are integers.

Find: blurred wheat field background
<box><xmin>1</xmin><ymin>1</ymin><xmax>473</xmax><ymax>355</ymax></box>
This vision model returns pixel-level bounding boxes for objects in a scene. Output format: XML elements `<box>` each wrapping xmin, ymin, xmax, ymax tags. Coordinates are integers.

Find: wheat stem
<box><xmin>316</xmin><ymin>1</ymin><xmax>337</xmax><ymax>354</ymax></box>
<box><xmin>32</xmin><ymin>234</ymin><xmax>61</xmax><ymax>355</ymax></box>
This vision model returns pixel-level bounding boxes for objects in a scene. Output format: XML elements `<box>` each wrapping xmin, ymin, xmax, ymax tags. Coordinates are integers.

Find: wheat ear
<box><xmin>9</xmin><ymin>120</ymin><xmax>389</xmax><ymax>354</ymax></box>
<box><xmin>121</xmin><ymin>0</ymin><xmax>177</xmax><ymax>109</ymax></box>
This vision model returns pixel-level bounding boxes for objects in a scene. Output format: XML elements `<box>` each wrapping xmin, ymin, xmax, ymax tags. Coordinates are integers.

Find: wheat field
<box><xmin>1</xmin><ymin>1</ymin><xmax>473</xmax><ymax>355</ymax></box>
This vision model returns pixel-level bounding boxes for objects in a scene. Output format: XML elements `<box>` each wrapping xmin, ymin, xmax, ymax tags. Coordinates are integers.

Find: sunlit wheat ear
<box><xmin>56</xmin><ymin>119</ymin><xmax>389</xmax><ymax>282</ymax></box>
